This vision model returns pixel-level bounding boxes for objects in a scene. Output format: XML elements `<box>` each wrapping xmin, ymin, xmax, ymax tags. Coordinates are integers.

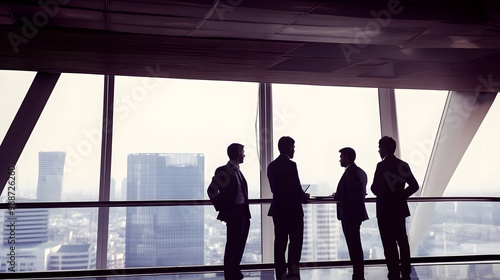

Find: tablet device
<box><xmin>313</xmin><ymin>195</ymin><xmax>334</xmax><ymax>200</ymax></box>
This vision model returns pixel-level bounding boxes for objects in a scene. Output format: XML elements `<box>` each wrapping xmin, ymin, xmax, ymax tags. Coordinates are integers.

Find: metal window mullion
<box><xmin>378</xmin><ymin>88</ymin><xmax>400</xmax><ymax>158</ymax></box>
<box><xmin>96</xmin><ymin>74</ymin><xmax>115</xmax><ymax>270</ymax></box>
<box><xmin>259</xmin><ymin>82</ymin><xmax>273</xmax><ymax>263</ymax></box>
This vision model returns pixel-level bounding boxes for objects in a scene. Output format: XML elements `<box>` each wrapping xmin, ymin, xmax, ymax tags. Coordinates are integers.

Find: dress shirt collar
<box><xmin>228</xmin><ymin>160</ymin><xmax>240</xmax><ymax>169</ymax></box>
<box><xmin>382</xmin><ymin>154</ymin><xmax>395</xmax><ymax>161</ymax></box>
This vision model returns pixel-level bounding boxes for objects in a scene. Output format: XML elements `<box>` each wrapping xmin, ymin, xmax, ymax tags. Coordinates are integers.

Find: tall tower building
<box><xmin>110</xmin><ymin>178</ymin><xmax>116</xmax><ymax>200</ymax></box>
<box><xmin>36</xmin><ymin>151</ymin><xmax>66</xmax><ymax>201</ymax></box>
<box><xmin>121</xmin><ymin>177</ymin><xmax>127</xmax><ymax>201</ymax></box>
<box><xmin>302</xmin><ymin>203</ymin><xmax>340</xmax><ymax>262</ymax></box>
<box><xmin>125</xmin><ymin>153</ymin><xmax>204</xmax><ymax>267</ymax></box>
<box><xmin>301</xmin><ymin>184</ymin><xmax>340</xmax><ymax>262</ymax></box>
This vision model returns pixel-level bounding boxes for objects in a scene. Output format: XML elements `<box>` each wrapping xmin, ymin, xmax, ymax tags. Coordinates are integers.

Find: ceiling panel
<box><xmin>212</xmin><ymin>7</ymin><xmax>301</xmax><ymax>24</ymax></box>
<box><xmin>201</xmin><ymin>20</ymin><xmax>285</xmax><ymax>34</ymax></box>
<box><xmin>59</xmin><ymin>0</ymin><xmax>107</xmax><ymax>10</ymax></box>
<box><xmin>267</xmin><ymin>58</ymin><xmax>349</xmax><ymax>73</ymax></box>
<box><xmin>381</xmin><ymin>48</ymin><xmax>500</xmax><ymax>64</ymax></box>
<box><xmin>235</xmin><ymin>0</ymin><xmax>323</xmax><ymax>13</ymax></box>
<box><xmin>0</xmin><ymin>0</ymin><xmax>500</xmax><ymax>92</ymax></box>
<box><xmin>108</xmin><ymin>12</ymin><xmax>199</xmax><ymax>30</ymax></box>
<box><xmin>108</xmin><ymin>0</ymin><xmax>211</xmax><ymax>18</ymax></box>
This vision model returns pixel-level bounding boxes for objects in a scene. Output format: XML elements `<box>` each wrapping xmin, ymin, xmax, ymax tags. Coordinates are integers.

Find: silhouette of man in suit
<box><xmin>333</xmin><ymin>147</ymin><xmax>368</xmax><ymax>280</ymax></box>
<box><xmin>371</xmin><ymin>136</ymin><xmax>419</xmax><ymax>280</ymax></box>
<box><xmin>267</xmin><ymin>136</ymin><xmax>309</xmax><ymax>280</ymax></box>
<box><xmin>207</xmin><ymin>143</ymin><xmax>251</xmax><ymax>280</ymax></box>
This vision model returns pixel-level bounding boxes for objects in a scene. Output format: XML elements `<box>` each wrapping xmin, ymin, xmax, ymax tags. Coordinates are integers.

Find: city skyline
<box><xmin>0</xmin><ymin>149</ymin><xmax>499</xmax><ymax>272</ymax></box>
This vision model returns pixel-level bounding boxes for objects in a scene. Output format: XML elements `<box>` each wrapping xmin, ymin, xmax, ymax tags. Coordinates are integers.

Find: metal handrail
<box><xmin>1</xmin><ymin>255</ymin><xmax>500</xmax><ymax>279</ymax></box>
<box><xmin>2</xmin><ymin>196</ymin><xmax>500</xmax><ymax>209</ymax></box>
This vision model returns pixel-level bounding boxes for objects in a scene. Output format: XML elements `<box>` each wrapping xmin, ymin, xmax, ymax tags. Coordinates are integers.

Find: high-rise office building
<box><xmin>48</xmin><ymin>244</ymin><xmax>96</xmax><ymax>270</ymax></box>
<box><xmin>0</xmin><ymin>242</ymin><xmax>62</xmax><ymax>272</ymax></box>
<box><xmin>36</xmin><ymin>151</ymin><xmax>66</xmax><ymax>202</ymax></box>
<box><xmin>110</xmin><ymin>178</ymin><xmax>116</xmax><ymax>200</ymax></box>
<box><xmin>1</xmin><ymin>200</ymin><xmax>53</xmax><ymax>273</ymax></box>
<box><xmin>121</xmin><ymin>177</ymin><xmax>127</xmax><ymax>201</ymax></box>
<box><xmin>125</xmin><ymin>153</ymin><xmax>204</xmax><ymax>267</ymax></box>
<box><xmin>301</xmin><ymin>184</ymin><xmax>340</xmax><ymax>262</ymax></box>
<box><xmin>2</xmin><ymin>199</ymin><xmax>49</xmax><ymax>246</ymax></box>
<box><xmin>302</xmin><ymin>203</ymin><xmax>340</xmax><ymax>262</ymax></box>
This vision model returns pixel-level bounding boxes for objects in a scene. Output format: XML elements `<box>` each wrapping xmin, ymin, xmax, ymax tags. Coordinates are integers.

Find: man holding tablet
<box><xmin>267</xmin><ymin>136</ymin><xmax>309</xmax><ymax>280</ymax></box>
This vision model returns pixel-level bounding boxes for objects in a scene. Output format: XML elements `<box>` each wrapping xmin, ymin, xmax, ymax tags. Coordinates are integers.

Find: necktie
<box><xmin>236</xmin><ymin>170</ymin><xmax>248</xmax><ymax>198</ymax></box>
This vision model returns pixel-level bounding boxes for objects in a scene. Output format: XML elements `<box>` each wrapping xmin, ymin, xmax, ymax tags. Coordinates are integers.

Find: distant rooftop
<box><xmin>56</xmin><ymin>244</ymin><xmax>91</xmax><ymax>253</ymax></box>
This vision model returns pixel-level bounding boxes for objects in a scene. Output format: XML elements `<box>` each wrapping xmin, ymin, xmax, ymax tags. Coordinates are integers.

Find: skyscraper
<box><xmin>36</xmin><ymin>151</ymin><xmax>66</xmax><ymax>202</ymax></box>
<box><xmin>125</xmin><ymin>153</ymin><xmax>204</xmax><ymax>267</ymax></box>
<box><xmin>301</xmin><ymin>184</ymin><xmax>340</xmax><ymax>262</ymax></box>
<box><xmin>2</xmin><ymin>199</ymin><xmax>49</xmax><ymax>246</ymax></box>
<box><xmin>302</xmin><ymin>203</ymin><xmax>340</xmax><ymax>262</ymax></box>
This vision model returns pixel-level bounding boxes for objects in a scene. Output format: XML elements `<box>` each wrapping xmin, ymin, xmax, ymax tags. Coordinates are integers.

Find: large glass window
<box><xmin>0</xmin><ymin>73</ymin><xmax>102</xmax><ymax>273</ymax></box>
<box><xmin>0</xmin><ymin>70</ymin><xmax>36</xmax><ymax>144</ymax></box>
<box><xmin>395</xmin><ymin>89</ymin><xmax>448</xmax><ymax>187</ymax></box>
<box><xmin>445</xmin><ymin>95</ymin><xmax>500</xmax><ymax>196</ymax></box>
<box><xmin>415</xmin><ymin>201</ymin><xmax>500</xmax><ymax>257</ymax></box>
<box><xmin>272</xmin><ymin>84</ymin><xmax>380</xmax><ymax>197</ymax></box>
<box><xmin>0</xmin><ymin>207</ymin><xmax>98</xmax><ymax>272</ymax></box>
<box><xmin>109</xmin><ymin>77</ymin><xmax>260</xmax><ymax>268</ymax></box>
<box><xmin>3</xmin><ymin>73</ymin><xmax>103</xmax><ymax>201</ymax></box>
<box><xmin>272</xmin><ymin>84</ymin><xmax>381</xmax><ymax>262</ymax></box>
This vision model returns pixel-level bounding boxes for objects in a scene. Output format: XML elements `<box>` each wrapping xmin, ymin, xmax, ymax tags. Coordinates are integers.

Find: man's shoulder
<box><xmin>353</xmin><ymin>165</ymin><xmax>367</xmax><ymax>175</ymax></box>
<box><xmin>348</xmin><ymin>165</ymin><xmax>367</xmax><ymax>181</ymax></box>
<box><xmin>215</xmin><ymin>163</ymin><xmax>235</xmax><ymax>175</ymax></box>
<box><xmin>398</xmin><ymin>157</ymin><xmax>410</xmax><ymax>165</ymax></box>
<box><xmin>375</xmin><ymin>159</ymin><xmax>384</xmax><ymax>167</ymax></box>
<box><xmin>268</xmin><ymin>155</ymin><xmax>293</xmax><ymax>172</ymax></box>
<box><xmin>269</xmin><ymin>155</ymin><xmax>289</xmax><ymax>165</ymax></box>
<box><xmin>390</xmin><ymin>156</ymin><xmax>410</xmax><ymax>167</ymax></box>
<box><xmin>214</xmin><ymin>164</ymin><xmax>227</xmax><ymax>172</ymax></box>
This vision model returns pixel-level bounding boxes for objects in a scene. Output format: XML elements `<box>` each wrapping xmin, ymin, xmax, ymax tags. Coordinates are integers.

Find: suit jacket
<box><xmin>207</xmin><ymin>162</ymin><xmax>251</xmax><ymax>222</ymax></box>
<box><xmin>267</xmin><ymin>154</ymin><xmax>308</xmax><ymax>218</ymax></box>
<box><xmin>334</xmin><ymin>163</ymin><xmax>369</xmax><ymax>222</ymax></box>
<box><xmin>370</xmin><ymin>154</ymin><xmax>419</xmax><ymax>219</ymax></box>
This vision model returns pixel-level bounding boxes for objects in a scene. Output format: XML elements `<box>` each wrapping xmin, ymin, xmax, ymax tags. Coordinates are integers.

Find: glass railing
<box><xmin>1</xmin><ymin>197</ymin><xmax>500</xmax><ymax>278</ymax></box>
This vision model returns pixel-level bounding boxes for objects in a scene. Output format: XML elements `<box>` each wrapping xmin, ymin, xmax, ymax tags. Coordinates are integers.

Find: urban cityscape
<box><xmin>2</xmin><ymin>151</ymin><xmax>500</xmax><ymax>279</ymax></box>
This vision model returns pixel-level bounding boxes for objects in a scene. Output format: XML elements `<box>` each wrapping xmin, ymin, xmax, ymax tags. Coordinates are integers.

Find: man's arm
<box><xmin>370</xmin><ymin>163</ymin><xmax>381</xmax><ymax>196</ymax></box>
<box><xmin>402</xmin><ymin>162</ymin><xmax>419</xmax><ymax>198</ymax></box>
<box><xmin>404</xmin><ymin>171</ymin><xmax>419</xmax><ymax>198</ymax></box>
<box><xmin>344</xmin><ymin>170</ymin><xmax>364</xmax><ymax>209</ymax></box>
<box><xmin>291</xmin><ymin>161</ymin><xmax>308</xmax><ymax>203</ymax></box>
<box><xmin>207</xmin><ymin>168</ymin><xmax>225</xmax><ymax>211</ymax></box>
<box><xmin>267</xmin><ymin>163</ymin><xmax>275</xmax><ymax>194</ymax></box>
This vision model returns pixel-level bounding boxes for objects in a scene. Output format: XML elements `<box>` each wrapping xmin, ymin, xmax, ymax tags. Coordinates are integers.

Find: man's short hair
<box><xmin>227</xmin><ymin>143</ymin><xmax>244</xmax><ymax>160</ymax></box>
<box><xmin>379</xmin><ymin>136</ymin><xmax>397</xmax><ymax>154</ymax></box>
<box><xmin>339</xmin><ymin>147</ymin><xmax>356</xmax><ymax>161</ymax></box>
<box><xmin>278</xmin><ymin>136</ymin><xmax>295</xmax><ymax>154</ymax></box>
